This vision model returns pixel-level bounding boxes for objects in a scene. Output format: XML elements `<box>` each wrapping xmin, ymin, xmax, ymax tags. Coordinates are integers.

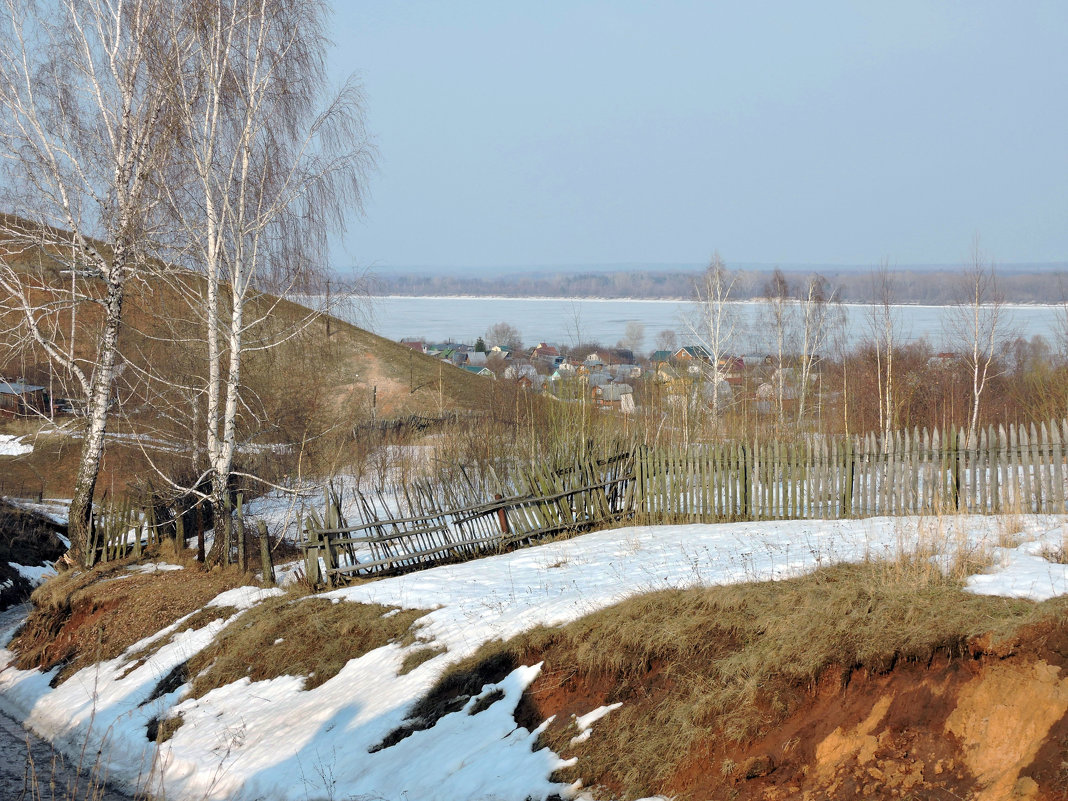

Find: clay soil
<box><xmin>520</xmin><ymin>622</ymin><xmax>1068</xmax><ymax>801</ymax></box>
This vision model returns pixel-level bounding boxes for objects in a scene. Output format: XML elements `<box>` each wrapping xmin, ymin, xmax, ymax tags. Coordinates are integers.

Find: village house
<box><xmin>674</xmin><ymin>345</ymin><xmax>713</xmax><ymax>365</ymax></box>
<box><xmin>0</xmin><ymin>379</ymin><xmax>48</xmax><ymax>418</ymax></box>
<box><xmin>592</xmin><ymin>382</ymin><xmax>634</xmax><ymax>409</ymax></box>
<box><xmin>717</xmin><ymin>355</ymin><xmax>746</xmax><ymax>389</ymax></box>
<box><xmin>650</xmin><ymin>349</ymin><xmax>674</xmax><ymax>366</ymax></box>
<box><xmin>530</xmin><ymin>342</ymin><xmax>563</xmax><ymax>366</ymax></box>
<box><xmin>503</xmin><ymin>363</ymin><xmax>539</xmax><ymax>381</ymax></box>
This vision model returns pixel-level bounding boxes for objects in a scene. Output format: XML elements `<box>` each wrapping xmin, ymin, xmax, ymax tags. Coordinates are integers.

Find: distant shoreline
<box><xmin>366</xmin><ymin>294</ymin><xmax>1066</xmax><ymax>310</ymax></box>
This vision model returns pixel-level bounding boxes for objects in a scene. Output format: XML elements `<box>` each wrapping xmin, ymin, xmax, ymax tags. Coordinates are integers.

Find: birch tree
<box><xmin>795</xmin><ymin>274</ymin><xmax>837</xmax><ymax>423</ymax></box>
<box><xmin>761</xmin><ymin>268</ymin><xmax>794</xmax><ymax>427</ymax></box>
<box><xmin>867</xmin><ymin>263</ymin><xmax>899</xmax><ymax>443</ymax></box>
<box><xmin>946</xmin><ymin>241</ymin><xmax>1007</xmax><ymax>437</ymax></box>
<box><xmin>158</xmin><ymin>0</ymin><xmax>372</xmax><ymax>563</ymax></box>
<box><xmin>0</xmin><ymin>0</ymin><xmax>177</xmax><ymax>564</ymax></box>
<box><xmin>692</xmin><ymin>252</ymin><xmax>737</xmax><ymax>419</ymax></box>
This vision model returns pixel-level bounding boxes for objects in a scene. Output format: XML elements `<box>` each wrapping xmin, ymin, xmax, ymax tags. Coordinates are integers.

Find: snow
<box><xmin>570</xmin><ymin>703</ymin><xmax>622</xmax><ymax>745</ymax></box>
<box><xmin>10</xmin><ymin>562</ymin><xmax>56</xmax><ymax>585</ymax></box>
<box><xmin>0</xmin><ymin>434</ymin><xmax>32</xmax><ymax>456</ymax></box>
<box><xmin>127</xmin><ymin>562</ymin><xmax>184</xmax><ymax>574</ymax></box>
<box><xmin>207</xmin><ymin>586</ymin><xmax>284</xmax><ymax>610</ymax></box>
<box><xmin>965</xmin><ymin>525</ymin><xmax>1068</xmax><ymax>601</ymax></box>
<box><xmin>1</xmin><ymin>496</ymin><xmax>70</xmax><ymax>526</ymax></box>
<box><xmin>0</xmin><ymin>514</ymin><xmax>1066</xmax><ymax>801</ymax></box>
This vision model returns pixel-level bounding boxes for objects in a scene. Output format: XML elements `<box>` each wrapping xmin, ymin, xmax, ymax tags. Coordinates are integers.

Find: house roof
<box><xmin>676</xmin><ymin>345</ymin><xmax>712</xmax><ymax>360</ymax></box>
<box><xmin>531</xmin><ymin>343</ymin><xmax>560</xmax><ymax>357</ymax></box>
<box><xmin>651</xmin><ymin>350</ymin><xmax>674</xmax><ymax>363</ymax></box>
<box><xmin>596</xmin><ymin>383</ymin><xmax>633</xmax><ymax>401</ymax></box>
<box><xmin>0</xmin><ymin>380</ymin><xmax>45</xmax><ymax>395</ymax></box>
<box><xmin>461</xmin><ymin>365</ymin><xmax>493</xmax><ymax>376</ymax></box>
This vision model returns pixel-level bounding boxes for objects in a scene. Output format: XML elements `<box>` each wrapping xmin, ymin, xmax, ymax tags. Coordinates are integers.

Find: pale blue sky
<box><xmin>328</xmin><ymin>1</ymin><xmax>1068</xmax><ymax>271</ymax></box>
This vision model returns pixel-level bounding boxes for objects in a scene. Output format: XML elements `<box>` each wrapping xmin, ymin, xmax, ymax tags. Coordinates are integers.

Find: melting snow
<box><xmin>0</xmin><ymin>514</ymin><xmax>1065</xmax><ymax>800</ymax></box>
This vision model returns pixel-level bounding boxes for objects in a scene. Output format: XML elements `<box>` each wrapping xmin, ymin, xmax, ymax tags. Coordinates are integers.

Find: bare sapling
<box><xmin>691</xmin><ymin>252</ymin><xmax>738</xmax><ymax>429</ymax></box>
<box><xmin>945</xmin><ymin>238</ymin><xmax>1008</xmax><ymax>438</ymax></box>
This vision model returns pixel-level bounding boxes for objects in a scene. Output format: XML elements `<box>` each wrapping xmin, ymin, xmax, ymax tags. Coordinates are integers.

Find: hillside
<box><xmin>1</xmin><ymin>513</ymin><xmax>1067</xmax><ymax>800</ymax></box>
<box><xmin>0</xmin><ymin>223</ymin><xmax>493</xmax><ymax>497</ymax></box>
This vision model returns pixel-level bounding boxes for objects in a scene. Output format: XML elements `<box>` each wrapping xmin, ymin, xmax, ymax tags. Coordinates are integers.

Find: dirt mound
<box><xmin>518</xmin><ymin>624</ymin><xmax>1068</xmax><ymax>801</ymax></box>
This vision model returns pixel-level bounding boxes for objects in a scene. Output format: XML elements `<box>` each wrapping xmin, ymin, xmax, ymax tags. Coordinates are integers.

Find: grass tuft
<box><xmin>398</xmin><ymin>645</ymin><xmax>447</xmax><ymax>676</ymax></box>
<box><xmin>186</xmin><ymin>596</ymin><xmax>429</xmax><ymax>698</ymax></box>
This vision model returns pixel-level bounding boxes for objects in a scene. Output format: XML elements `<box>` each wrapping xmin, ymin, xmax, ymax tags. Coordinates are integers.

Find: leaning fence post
<box><xmin>842</xmin><ymin>437</ymin><xmax>854</xmax><ymax>517</ymax></box>
<box><xmin>196</xmin><ymin>502</ymin><xmax>205</xmax><ymax>563</ymax></box>
<box><xmin>257</xmin><ymin>520</ymin><xmax>275</xmax><ymax>585</ymax></box>
<box><xmin>494</xmin><ymin>493</ymin><xmax>510</xmax><ymax>535</ymax></box>
<box><xmin>304</xmin><ymin>516</ymin><xmax>323</xmax><ymax>586</ymax></box>
<box><xmin>953</xmin><ymin>428</ymin><xmax>962</xmax><ymax>512</ymax></box>
<box><xmin>236</xmin><ymin>492</ymin><xmax>246</xmax><ymax>572</ymax></box>
<box><xmin>741</xmin><ymin>444</ymin><xmax>751</xmax><ymax>519</ymax></box>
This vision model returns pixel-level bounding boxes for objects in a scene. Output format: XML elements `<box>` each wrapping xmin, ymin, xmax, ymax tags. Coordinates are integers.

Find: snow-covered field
<box><xmin>0</xmin><ymin>514</ymin><xmax>1066</xmax><ymax>801</ymax></box>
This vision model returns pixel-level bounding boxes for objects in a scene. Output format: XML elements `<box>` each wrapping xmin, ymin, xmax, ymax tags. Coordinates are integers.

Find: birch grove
<box><xmin>0</xmin><ymin>0</ymin><xmax>177</xmax><ymax>564</ymax></box>
<box><xmin>156</xmin><ymin>0</ymin><xmax>371</xmax><ymax>563</ymax></box>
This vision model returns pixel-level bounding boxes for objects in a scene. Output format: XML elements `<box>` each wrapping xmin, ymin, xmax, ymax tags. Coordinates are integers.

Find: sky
<box><xmin>327</xmin><ymin>1</ymin><xmax>1068</xmax><ymax>272</ymax></box>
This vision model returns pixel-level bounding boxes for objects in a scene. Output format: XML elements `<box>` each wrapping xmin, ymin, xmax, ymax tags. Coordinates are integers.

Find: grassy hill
<box><xmin>0</xmin><ymin>221</ymin><xmax>495</xmax><ymax>497</ymax></box>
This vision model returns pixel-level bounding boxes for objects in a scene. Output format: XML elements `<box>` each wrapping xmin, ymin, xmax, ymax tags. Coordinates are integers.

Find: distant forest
<box><xmin>366</xmin><ymin>267</ymin><xmax>1068</xmax><ymax>305</ymax></box>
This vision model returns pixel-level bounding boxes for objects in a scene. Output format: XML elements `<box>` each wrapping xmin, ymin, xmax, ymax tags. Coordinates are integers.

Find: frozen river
<box><xmin>332</xmin><ymin>296</ymin><xmax>1066</xmax><ymax>351</ymax></box>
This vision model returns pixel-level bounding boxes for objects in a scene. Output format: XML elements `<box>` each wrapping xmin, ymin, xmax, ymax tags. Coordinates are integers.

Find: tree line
<box><xmin>366</xmin><ymin>265</ymin><xmax>1068</xmax><ymax>305</ymax></box>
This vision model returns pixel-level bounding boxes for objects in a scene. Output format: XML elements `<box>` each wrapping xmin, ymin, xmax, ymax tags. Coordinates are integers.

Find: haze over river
<box><xmin>339</xmin><ymin>296</ymin><xmax>1066</xmax><ymax>352</ymax></box>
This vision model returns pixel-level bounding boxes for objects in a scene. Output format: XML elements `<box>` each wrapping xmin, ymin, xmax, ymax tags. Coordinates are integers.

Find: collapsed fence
<box><xmin>302</xmin><ymin>419</ymin><xmax>1068</xmax><ymax>586</ymax></box>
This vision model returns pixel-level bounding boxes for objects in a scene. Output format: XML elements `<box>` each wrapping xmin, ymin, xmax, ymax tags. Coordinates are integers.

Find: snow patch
<box><xmin>10</xmin><ymin>563</ymin><xmax>56</xmax><ymax>585</ymax></box>
<box><xmin>207</xmin><ymin>586</ymin><xmax>284</xmax><ymax>610</ymax></box>
<box><xmin>570</xmin><ymin>702</ymin><xmax>622</xmax><ymax>745</ymax></box>
<box><xmin>127</xmin><ymin>562</ymin><xmax>184</xmax><ymax>574</ymax></box>
<box><xmin>0</xmin><ymin>434</ymin><xmax>32</xmax><ymax>456</ymax></box>
<box><xmin>0</xmin><ymin>515</ymin><xmax>1066</xmax><ymax>800</ymax></box>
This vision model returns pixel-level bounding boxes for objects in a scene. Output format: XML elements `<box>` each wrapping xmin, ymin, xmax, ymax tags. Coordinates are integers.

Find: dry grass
<box><xmin>398</xmin><ymin>645</ymin><xmax>447</xmax><ymax>676</ymax></box>
<box><xmin>185</xmin><ymin>595</ymin><xmax>429</xmax><ymax>698</ymax></box>
<box><xmin>411</xmin><ymin>559</ymin><xmax>1066</xmax><ymax>798</ymax></box>
<box><xmin>12</xmin><ymin>553</ymin><xmax>252</xmax><ymax>681</ymax></box>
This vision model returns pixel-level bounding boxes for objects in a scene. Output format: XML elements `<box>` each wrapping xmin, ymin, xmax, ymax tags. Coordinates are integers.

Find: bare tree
<box><xmin>867</xmin><ymin>263</ymin><xmax>899</xmax><ymax>442</ymax></box>
<box><xmin>654</xmin><ymin>329</ymin><xmax>678</xmax><ymax>353</ymax></box>
<box><xmin>946</xmin><ymin>239</ymin><xmax>1007</xmax><ymax>436</ymax></box>
<box><xmin>692</xmin><ymin>252</ymin><xmax>738</xmax><ymax>420</ymax></box>
<box><xmin>795</xmin><ymin>274</ymin><xmax>838</xmax><ymax>423</ymax></box>
<box><xmin>761</xmin><ymin>268</ymin><xmax>794</xmax><ymax>427</ymax></box>
<box><xmin>620</xmin><ymin>321</ymin><xmax>645</xmax><ymax>357</ymax></box>
<box><xmin>155</xmin><ymin>0</ymin><xmax>372</xmax><ymax>563</ymax></box>
<box><xmin>0</xmin><ymin>0</ymin><xmax>178</xmax><ymax>564</ymax></box>
<box><xmin>1057</xmin><ymin>275</ymin><xmax>1068</xmax><ymax>363</ymax></box>
<box><xmin>563</xmin><ymin>301</ymin><xmax>585</xmax><ymax>349</ymax></box>
<box><xmin>485</xmin><ymin>321</ymin><xmax>522</xmax><ymax>351</ymax></box>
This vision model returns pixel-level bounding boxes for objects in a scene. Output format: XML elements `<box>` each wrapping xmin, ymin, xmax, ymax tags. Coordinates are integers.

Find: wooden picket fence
<box><xmin>302</xmin><ymin>419</ymin><xmax>1068</xmax><ymax>586</ymax></box>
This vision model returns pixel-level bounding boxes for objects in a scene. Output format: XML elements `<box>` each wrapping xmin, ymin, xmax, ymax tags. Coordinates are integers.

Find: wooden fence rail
<box><xmin>302</xmin><ymin>419</ymin><xmax>1068</xmax><ymax>586</ymax></box>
